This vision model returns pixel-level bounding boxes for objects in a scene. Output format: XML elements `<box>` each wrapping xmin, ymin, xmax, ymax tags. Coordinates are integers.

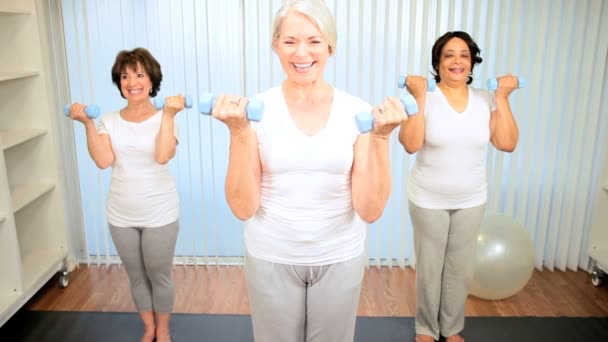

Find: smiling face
<box><xmin>438</xmin><ymin>37</ymin><xmax>472</xmax><ymax>86</ymax></box>
<box><xmin>119</xmin><ymin>62</ymin><xmax>152</xmax><ymax>103</ymax></box>
<box><xmin>273</xmin><ymin>11</ymin><xmax>330</xmax><ymax>86</ymax></box>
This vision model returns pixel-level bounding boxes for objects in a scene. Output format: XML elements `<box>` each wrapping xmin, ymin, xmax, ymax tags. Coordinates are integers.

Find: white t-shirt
<box><xmin>408</xmin><ymin>86</ymin><xmax>496</xmax><ymax>209</ymax></box>
<box><xmin>245</xmin><ymin>86</ymin><xmax>369</xmax><ymax>266</ymax></box>
<box><xmin>97</xmin><ymin>110</ymin><xmax>179</xmax><ymax>227</ymax></box>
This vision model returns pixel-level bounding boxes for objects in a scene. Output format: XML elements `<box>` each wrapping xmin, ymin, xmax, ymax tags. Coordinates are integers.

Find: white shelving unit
<box><xmin>0</xmin><ymin>0</ymin><xmax>72</xmax><ymax>326</ymax></box>
<box><xmin>589</xmin><ymin>149</ymin><xmax>608</xmax><ymax>286</ymax></box>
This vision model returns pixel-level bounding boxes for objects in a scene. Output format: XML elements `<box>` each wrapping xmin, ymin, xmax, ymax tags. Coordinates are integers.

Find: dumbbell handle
<box><xmin>198</xmin><ymin>94</ymin><xmax>264</xmax><ymax>122</ymax></box>
<box><xmin>397</xmin><ymin>76</ymin><xmax>436</xmax><ymax>115</ymax></box>
<box><xmin>64</xmin><ymin>104</ymin><xmax>100</xmax><ymax>119</ymax></box>
<box><xmin>487</xmin><ymin>77</ymin><xmax>526</xmax><ymax>91</ymax></box>
<box><xmin>154</xmin><ymin>95</ymin><xmax>193</xmax><ymax>110</ymax></box>
<box><xmin>398</xmin><ymin>76</ymin><xmax>437</xmax><ymax>91</ymax></box>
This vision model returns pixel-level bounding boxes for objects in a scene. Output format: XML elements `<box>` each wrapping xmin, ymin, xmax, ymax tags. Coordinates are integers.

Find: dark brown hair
<box><xmin>431</xmin><ymin>31</ymin><xmax>482</xmax><ymax>85</ymax></box>
<box><xmin>111</xmin><ymin>47</ymin><xmax>162</xmax><ymax>98</ymax></box>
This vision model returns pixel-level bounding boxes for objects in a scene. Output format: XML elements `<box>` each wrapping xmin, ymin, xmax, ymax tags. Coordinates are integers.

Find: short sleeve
<box><xmin>96</xmin><ymin>114</ymin><xmax>110</xmax><ymax>135</ymax></box>
<box><xmin>347</xmin><ymin>92</ymin><xmax>373</xmax><ymax>138</ymax></box>
<box><xmin>488</xmin><ymin>89</ymin><xmax>497</xmax><ymax>112</ymax></box>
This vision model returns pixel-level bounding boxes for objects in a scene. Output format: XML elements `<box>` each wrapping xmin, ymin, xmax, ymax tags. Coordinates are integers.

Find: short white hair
<box><xmin>271</xmin><ymin>0</ymin><xmax>337</xmax><ymax>55</ymax></box>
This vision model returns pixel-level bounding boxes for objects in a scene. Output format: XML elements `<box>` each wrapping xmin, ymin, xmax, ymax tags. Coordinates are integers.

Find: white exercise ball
<box><xmin>469</xmin><ymin>214</ymin><xmax>535</xmax><ymax>300</ymax></box>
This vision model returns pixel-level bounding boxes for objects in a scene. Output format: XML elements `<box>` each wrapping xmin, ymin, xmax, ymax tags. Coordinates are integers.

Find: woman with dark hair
<box><xmin>66</xmin><ymin>47</ymin><xmax>185</xmax><ymax>342</ymax></box>
<box><xmin>399</xmin><ymin>31</ymin><xmax>520</xmax><ymax>342</ymax></box>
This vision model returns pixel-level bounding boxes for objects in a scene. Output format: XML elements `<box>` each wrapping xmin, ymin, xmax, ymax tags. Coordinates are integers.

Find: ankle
<box><xmin>416</xmin><ymin>334</ymin><xmax>436</xmax><ymax>342</ymax></box>
<box><xmin>445</xmin><ymin>334</ymin><xmax>465</xmax><ymax>342</ymax></box>
<box><xmin>155</xmin><ymin>328</ymin><xmax>171</xmax><ymax>342</ymax></box>
<box><xmin>141</xmin><ymin>329</ymin><xmax>155</xmax><ymax>342</ymax></box>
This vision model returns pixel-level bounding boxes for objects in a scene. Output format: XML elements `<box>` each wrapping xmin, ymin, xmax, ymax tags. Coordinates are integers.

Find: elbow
<box><xmin>233</xmin><ymin>210</ymin><xmax>255</xmax><ymax>221</ymax></box>
<box><xmin>500</xmin><ymin>145</ymin><xmax>517</xmax><ymax>153</ymax></box>
<box><xmin>359</xmin><ymin>211</ymin><xmax>382</xmax><ymax>224</ymax></box>
<box><xmin>404</xmin><ymin>143</ymin><xmax>422</xmax><ymax>154</ymax></box>
<box><xmin>95</xmin><ymin>162</ymin><xmax>110</xmax><ymax>170</ymax></box>
<box><xmin>94</xmin><ymin>158</ymin><xmax>113</xmax><ymax>169</ymax></box>
<box><xmin>354</xmin><ymin>202</ymin><xmax>385</xmax><ymax>224</ymax></box>
<box><xmin>155</xmin><ymin>150</ymin><xmax>175</xmax><ymax>164</ymax></box>
<box><xmin>230</xmin><ymin>204</ymin><xmax>258</xmax><ymax>221</ymax></box>
<box><xmin>400</xmin><ymin>138</ymin><xmax>422</xmax><ymax>154</ymax></box>
<box><xmin>404</xmin><ymin>146</ymin><xmax>420</xmax><ymax>154</ymax></box>
<box><xmin>155</xmin><ymin>156</ymin><xmax>170</xmax><ymax>165</ymax></box>
<box><xmin>227</xmin><ymin>196</ymin><xmax>260</xmax><ymax>221</ymax></box>
<box><xmin>494</xmin><ymin>139</ymin><xmax>518</xmax><ymax>153</ymax></box>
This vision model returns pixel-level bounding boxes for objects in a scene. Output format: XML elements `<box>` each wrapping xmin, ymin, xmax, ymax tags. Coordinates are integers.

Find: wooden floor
<box><xmin>26</xmin><ymin>264</ymin><xmax>608</xmax><ymax>317</ymax></box>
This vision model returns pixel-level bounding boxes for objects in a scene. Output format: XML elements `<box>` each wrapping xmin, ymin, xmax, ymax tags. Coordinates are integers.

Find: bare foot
<box><xmin>445</xmin><ymin>334</ymin><xmax>465</xmax><ymax>342</ymax></box>
<box><xmin>140</xmin><ymin>329</ymin><xmax>155</xmax><ymax>342</ymax></box>
<box><xmin>416</xmin><ymin>334</ymin><xmax>436</xmax><ymax>342</ymax></box>
<box><xmin>156</xmin><ymin>328</ymin><xmax>172</xmax><ymax>342</ymax></box>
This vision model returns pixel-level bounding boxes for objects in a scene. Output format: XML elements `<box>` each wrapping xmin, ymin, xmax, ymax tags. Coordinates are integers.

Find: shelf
<box><xmin>0</xmin><ymin>9</ymin><xmax>31</xmax><ymax>15</ymax></box>
<box><xmin>0</xmin><ymin>71</ymin><xmax>39</xmax><ymax>82</ymax></box>
<box><xmin>10</xmin><ymin>183</ymin><xmax>55</xmax><ymax>213</ymax></box>
<box><xmin>0</xmin><ymin>129</ymin><xmax>47</xmax><ymax>150</ymax></box>
<box><xmin>589</xmin><ymin>247</ymin><xmax>608</xmax><ymax>268</ymax></box>
<box><xmin>21</xmin><ymin>248</ymin><xmax>65</xmax><ymax>292</ymax></box>
<box><xmin>0</xmin><ymin>292</ymin><xmax>21</xmax><ymax>324</ymax></box>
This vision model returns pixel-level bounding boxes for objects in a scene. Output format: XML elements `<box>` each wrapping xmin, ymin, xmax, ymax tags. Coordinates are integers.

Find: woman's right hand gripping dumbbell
<box><xmin>398</xmin><ymin>76</ymin><xmax>430</xmax><ymax>154</ymax></box>
<box><xmin>66</xmin><ymin>102</ymin><xmax>99</xmax><ymax>124</ymax></box>
<box><xmin>211</xmin><ymin>95</ymin><xmax>251</xmax><ymax>136</ymax></box>
<box><xmin>403</xmin><ymin>75</ymin><xmax>432</xmax><ymax>106</ymax></box>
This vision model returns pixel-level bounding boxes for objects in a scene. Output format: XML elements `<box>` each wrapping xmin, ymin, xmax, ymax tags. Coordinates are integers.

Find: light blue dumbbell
<box><xmin>355</xmin><ymin>95</ymin><xmax>413</xmax><ymax>133</ymax></box>
<box><xmin>154</xmin><ymin>95</ymin><xmax>193</xmax><ymax>110</ymax></box>
<box><xmin>64</xmin><ymin>104</ymin><xmax>100</xmax><ymax>119</ymax></box>
<box><xmin>398</xmin><ymin>76</ymin><xmax>437</xmax><ymax>91</ymax></box>
<box><xmin>397</xmin><ymin>76</ymin><xmax>437</xmax><ymax>116</ymax></box>
<box><xmin>487</xmin><ymin>77</ymin><xmax>526</xmax><ymax>91</ymax></box>
<box><xmin>355</xmin><ymin>112</ymin><xmax>375</xmax><ymax>133</ymax></box>
<box><xmin>198</xmin><ymin>93</ymin><xmax>264</xmax><ymax>122</ymax></box>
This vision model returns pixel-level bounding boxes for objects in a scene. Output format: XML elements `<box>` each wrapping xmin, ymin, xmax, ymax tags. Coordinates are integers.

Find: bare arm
<box><xmin>214</xmin><ymin>95</ymin><xmax>262</xmax><ymax>220</ymax></box>
<box><xmin>155</xmin><ymin>113</ymin><xmax>177</xmax><ymax>164</ymax></box>
<box><xmin>84</xmin><ymin>120</ymin><xmax>114</xmax><ymax>169</ymax></box>
<box><xmin>398</xmin><ymin>76</ymin><xmax>428</xmax><ymax>154</ymax></box>
<box><xmin>155</xmin><ymin>95</ymin><xmax>185</xmax><ymax>164</ymax></box>
<box><xmin>352</xmin><ymin>133</ymin><xmax>391</xmax><ymax>223</ymax></box>
<box><xmin>225</xmin><ymin>126</ymin><xmax>262</xmax><ymax>220</ymax></box>
<box><xmin>69</xmin><ymin>103</ymin><xmax>114</xmax><ymax>169</ymax></box>
<box><xmin>490</xmin><ymin>75</ymin><xmax>519</xmax><ymax>152</ymax></box>
<box><xmin>398</xmin><ymin>100</ymin><xmax>425</xmax><ymax>154</ymax></box>
<box><xmin>352</xmin><ymin>97</ymin><xmax>405</xmax><ymax>223</ymax></box>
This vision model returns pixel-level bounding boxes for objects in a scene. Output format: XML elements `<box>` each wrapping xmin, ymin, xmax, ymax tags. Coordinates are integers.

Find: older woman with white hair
<box><xmin>211</xmin><ymin>1</ymin><xmax>406</xmax><ymax>341</ymax></box>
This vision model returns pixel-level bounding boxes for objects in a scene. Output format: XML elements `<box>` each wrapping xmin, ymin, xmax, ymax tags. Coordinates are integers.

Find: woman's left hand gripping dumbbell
<box><xmin>159</xmin><ymin>94</ymin><xmax>188</xmax><ymax>117</ymax></box>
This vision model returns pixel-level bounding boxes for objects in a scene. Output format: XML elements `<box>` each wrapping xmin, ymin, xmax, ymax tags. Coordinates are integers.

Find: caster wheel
<box><xmin>591</xmin><ymin>267</ymin><xmax>605</xmax><ymax>287</ymax></box>
<box><xmin>59</xmin><ymin>274</ymin><xmax>69</xmax><ymax>288</ymax></box>
<box><xmin>591</xmin><ymin>273</ymin><xmax>602</xmax><ymax>287</ymax></box>
<box><xmin>58</xmin><ymin>268</ymin><xmax>69</xmax><ymax>288</ymax></box>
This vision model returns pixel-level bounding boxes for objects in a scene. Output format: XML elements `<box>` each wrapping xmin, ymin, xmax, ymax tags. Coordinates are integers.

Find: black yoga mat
<box><xmin>1</xmin><ymin>310</ymin><xmax>607</xmax><ymax>341</ymax></box>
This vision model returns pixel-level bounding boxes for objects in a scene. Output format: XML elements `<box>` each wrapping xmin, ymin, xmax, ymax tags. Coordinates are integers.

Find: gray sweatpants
<box><xmin>409</xmin><ymin>201</ymin><xmax>485</xmax><ymax>340</ymax></box>
<box><xmin>245</xmin><ymin>251</ymin><xmax>366</xmax><ymax>342</ymax></box>
<box><xmin>109</xmin><ymin>221</ymin><xmax>179</xmax><ymax>313</ymax></box>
